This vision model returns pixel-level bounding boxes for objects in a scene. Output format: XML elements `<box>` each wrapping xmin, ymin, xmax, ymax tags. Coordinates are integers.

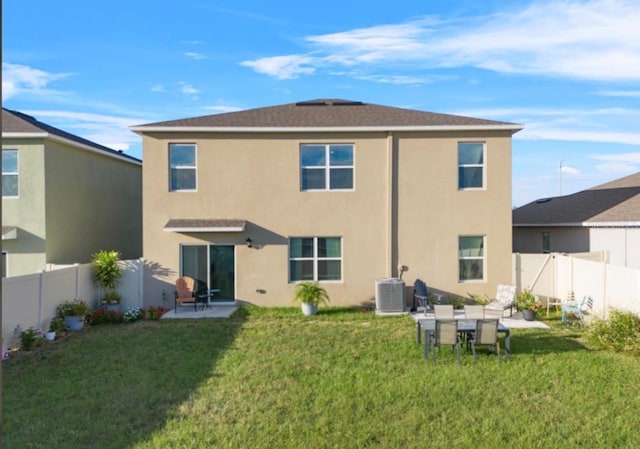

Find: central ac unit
<box><xmin>375</xmin><ymin>278</ymin><xmax>406</xmax><ymax>313</ymax></box>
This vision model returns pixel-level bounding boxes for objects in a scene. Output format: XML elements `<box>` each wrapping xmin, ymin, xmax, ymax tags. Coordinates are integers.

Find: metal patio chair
<box><xmin>431</xmin><ymin>319</ymin><xmax>462</xmax><ymax>365</ymax></box>
<box><xmin>469</xmin><ymin>319</ymin><xmax>501</xmax><ymax>363</ymax></box>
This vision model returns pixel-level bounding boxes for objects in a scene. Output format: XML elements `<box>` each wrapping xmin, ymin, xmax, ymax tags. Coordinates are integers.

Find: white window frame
<box><xmin>169</xmin><ymin>143</ymin><xmax>197</xmax><ymax>192</ymax></box>
<box><xmin>458</xmin><ymin>235</ymin><xmax>486</xmax><ymax>282</ymax></box>
<box><xmin>2</xmin><ymin>149</ymin><xmax>19</xmax><ymax>198</ymax></box>
<box><xmin>288</xmin><ymin>237</ymin><xmax>343</xmax><ymax>282</ymax></box>
<box><xmin>458</xmin><ymin>142</ymin><xmax>485</xmax><ymax>190</ymax></box>
<box><xmin>300</xmin><ymin>143</ymin><xmax>354</xmax><ymax>191</ymax></box>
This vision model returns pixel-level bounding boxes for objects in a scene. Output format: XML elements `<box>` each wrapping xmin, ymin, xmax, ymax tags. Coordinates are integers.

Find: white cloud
<box><xmin>178</xmin><ymin>82</ymin><xmax>200</xmax><ymax>97</ymax></box>
<box><xmin>203</xmin><ymin>105</ymin><xmax>243</xmax><ymax>113</ymax></box>
<box><xmin>241</xmin><ymin>0</ymin><xmax>640</xmax><ymax>82</ymax></box>
<box><xmin>150</xmin><ymin>84</ymin><xmax>165</xmax><ymax>92</ymax></box>
<box><xmin>240</xmin><ymin>55</ymin><xmax>316</xmax><ymax>79</ymax></box>
<box><xmin>597</xmin><ymin>90</ymin><xmax>640</xmax><ymax>97</ymax></box>
<box><xmin>184</xmin><ymin>52</ymin><xmax>207</xmax><ymax>60</ymax></box>
<box><xmin>560</xmin><ymin>164</ymin><xmax>580</xmax><ymax>175</ymax></box>
<box><xmin>2</xmin><ymin>63</ymin><xmax>71</xmax><ymax>101</ymax></box>
<box><xmin>24</xmin><ymin>109</ymin><xmax>146</xmax><ymax>153</ymax></box>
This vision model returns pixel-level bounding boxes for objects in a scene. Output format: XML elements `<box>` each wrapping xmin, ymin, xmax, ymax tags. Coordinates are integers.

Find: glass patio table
<box><xmin>416</xmin><ymin>318</ymin><xmax>511</xmax><ymax>359</ymax></box>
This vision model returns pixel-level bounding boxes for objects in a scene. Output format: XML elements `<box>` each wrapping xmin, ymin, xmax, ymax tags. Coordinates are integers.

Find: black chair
<box><xmin>411</xmin><ymin>279</ymin><xmax>431</xmax><ymax>314</ymax></box>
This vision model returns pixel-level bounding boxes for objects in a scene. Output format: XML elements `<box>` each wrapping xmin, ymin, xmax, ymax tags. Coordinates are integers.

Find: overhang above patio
<box><xmin>163</xmin><ymin>219</ymin><xmax>246</xmax><ymax>233</ymax></box>
<box><xmin>2</xmin><ymin>226</ymin><xmax>17</xmax><ymax>240</ymax></box>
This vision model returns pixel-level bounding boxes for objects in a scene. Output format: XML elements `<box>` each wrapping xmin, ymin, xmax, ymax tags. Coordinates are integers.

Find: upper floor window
<box><xmin>458</xmin><ymin>142</ymin><xmax>484</xmax><ymax>189</ymax></box>
<box><xmin>169</xmin><ymin>143</ymin><xmax>196</xmax><ymax>191</ymax></box>
<box><xmin>459</xmin><ymin>235</ymin><xmax>485</xmax><ymax>281</ymax></box>
<box><xmin>300</xmin><ymin>144</ymin><xmax>354</xmax><ymax>191</ymax></box>
<box><xmin>289</xmin><ymin>237</ymin><xmax>342</xmax><ymax>282</ymax></box>
<box><xmin>2</xmin><ymin>150</ymin><xmax>19</xmax><ymax>197</ymax></box>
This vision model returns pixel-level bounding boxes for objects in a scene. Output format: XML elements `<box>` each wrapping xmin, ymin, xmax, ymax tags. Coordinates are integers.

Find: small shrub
<box><xmin>123</xmin><ymin>307</ymin><xmax>143</xmax><ymax>323</ymax></box>
<box><xmin>49</xmin><ymin>317</ymin><xmax>67</xmax><ymax>333</ymax></box>
<box><xmin>586</xmin><ymin>309</ymin><xmax>640</xmax><ymax>355</ymax></box>
<box><xmin>145</xmin><ymin>306</ymin><xmax>168</xmax><ymax>320</ymax></box>
<box><xmin>468</xmin><ymin>292</ymin><xmax>490</xmax><ymax>305</ymax></box>
<box><xmin>18</xmin><ymin>327</ymin><xmax>44</xmax><ymax>351</ymax></box>
<box><xmin>90</xmin><ymin>309</ymin><xmax>124</xmax><ymax>325</ymax></box>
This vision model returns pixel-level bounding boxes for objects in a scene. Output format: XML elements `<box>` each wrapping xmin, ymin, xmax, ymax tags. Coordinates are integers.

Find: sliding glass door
<box><xmin>181</xmin><ymin>244</ymin><xmax>235</xmax><ymax>303</ymax></box>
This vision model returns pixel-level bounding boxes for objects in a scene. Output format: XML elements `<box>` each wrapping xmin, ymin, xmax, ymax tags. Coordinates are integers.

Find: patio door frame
<box><xmin>179</xmin><ymin>243</ymin><xmax>237</xmax><ymax>305</ymax></box>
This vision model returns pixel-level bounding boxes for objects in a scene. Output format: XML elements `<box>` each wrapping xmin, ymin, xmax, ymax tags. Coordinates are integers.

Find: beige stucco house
<box><xmin>1</xmin><ymin>108</ymin><xmax>142</xmax><ymax>277</ymax></box>
<box><xmin>513</xmin><ymin>172</ymin><xmax>640</xmax><ymax>269</ymax></box>
<box><xmin>131</xmin><ymin>99</ymin><xmax>522</xmax><ymax>308</ymax></box>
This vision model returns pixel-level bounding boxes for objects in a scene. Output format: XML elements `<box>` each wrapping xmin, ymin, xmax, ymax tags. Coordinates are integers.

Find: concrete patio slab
<box><xmin>161</xmin><ymin>305</ymin><xmax>239</xmax><ymax>319</ymax></box>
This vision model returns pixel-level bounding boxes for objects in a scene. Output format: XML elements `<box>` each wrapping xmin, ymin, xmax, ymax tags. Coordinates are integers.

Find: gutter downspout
<box><xmin>386</xmin><ymin>131</ymin><xmax>394</xmax><ymax>278</ymax></box>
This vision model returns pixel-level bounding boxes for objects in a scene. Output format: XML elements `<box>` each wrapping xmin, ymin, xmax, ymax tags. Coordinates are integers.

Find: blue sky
<box><xmin>3</xmin><ymin>0</ymin><xmax>639</xmax><ymax>206</ymax></box>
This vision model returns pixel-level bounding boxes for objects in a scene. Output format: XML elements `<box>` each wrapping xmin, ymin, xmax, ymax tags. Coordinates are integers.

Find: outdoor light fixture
<box><xmin>245</xmin><ymin>238</ymin><xmax>253</xmax><ymax>248</ymax></box>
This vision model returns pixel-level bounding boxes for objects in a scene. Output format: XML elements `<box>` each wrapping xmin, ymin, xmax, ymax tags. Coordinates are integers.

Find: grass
<box><xmin>3</xmin><ymin>307</ymin><xmax>640</xmax><ymax>448</ymax></box>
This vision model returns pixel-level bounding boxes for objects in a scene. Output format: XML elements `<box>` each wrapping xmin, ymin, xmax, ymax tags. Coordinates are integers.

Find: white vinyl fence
<box><xmin>2</xmin><ymin>259</ymin><xmax>143</xmax><ymax>352</ymax></box>
<box><xmin>513</xmin><ymin>252</ymin><xmax>640</xmax><ymax>319</ymax></box>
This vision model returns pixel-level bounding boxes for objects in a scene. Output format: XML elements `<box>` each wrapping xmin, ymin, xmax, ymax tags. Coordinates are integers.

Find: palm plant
<box><xmin>292</xmin><ymin>282</ymin><xmax>330</xmax><ymax>306</ymax></box>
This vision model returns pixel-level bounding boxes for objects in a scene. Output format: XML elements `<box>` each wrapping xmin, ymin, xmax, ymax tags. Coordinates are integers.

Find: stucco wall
<box><xmin>513</xmin><ymin>226</ymin><xmax>590</xmax><ymax>253</ymax></box>
<box><xmin>1</xmin><ymin>139</ymin><xmax>47</xmax><ymax>276</ymax></box>
<box><xmin>142</xmin><ymin>130</ymin><xmax>515</xmax><ymax>307</ymax></box>
<box><xmin>44</xmin><ymin>139</ymin><xmax>142</xmax><ymax>263</ymax></box>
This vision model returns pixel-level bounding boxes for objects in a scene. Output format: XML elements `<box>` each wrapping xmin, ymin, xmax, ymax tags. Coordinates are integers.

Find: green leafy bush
<box><xmin>56</xmin><ymin>299</ymin><xmax>92</xmax><ymax>317</ymax></box>
<box><xmin>18</xmin><ymin>327</ymin><xmax>44</xmax><ymax>351</ymax></box>
<box><xmin>586</xmin><ymin>309</ymin><xmax>640</xmax><ymax>355</ymax></box>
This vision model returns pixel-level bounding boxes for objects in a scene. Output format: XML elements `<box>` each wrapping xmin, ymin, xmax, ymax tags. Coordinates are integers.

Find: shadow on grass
<box><xmin>2</xmin><ymin>310</ymin><xmax>247</xmax><ymax>449</ymax></box>
<box><xmin>509</xmin><ymin>328</ymin><xmax>589</xmax><ymax>355</ymax></box>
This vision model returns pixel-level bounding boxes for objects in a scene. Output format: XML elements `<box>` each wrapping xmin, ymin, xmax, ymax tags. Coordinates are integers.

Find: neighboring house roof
<box><xmin>2</xmin><ymin>108</ymin><xmax>141</xmax><ymax>165</ymax></box>
<box><xmin>513</xmin><ymin>172</ymin><xmax>640</xmax><ymax>227</ymax></box>
<box><xmin>131</xmin><ymin>99</ymin><xmax>523</xmax><ymax>133</ymax></box>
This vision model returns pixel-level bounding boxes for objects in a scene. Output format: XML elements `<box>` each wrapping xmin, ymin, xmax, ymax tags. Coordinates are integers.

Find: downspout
<box><xmin>386</xmin><ymin>131</ymin><xmax>394</xmax><ymax>278</ymax></box>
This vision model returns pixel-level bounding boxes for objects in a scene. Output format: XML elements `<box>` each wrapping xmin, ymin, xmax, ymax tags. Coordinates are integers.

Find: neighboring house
<box><xmin>513</xmin><ymin>172</ymin><xmax>640</xmax><ymax>269</ymax></box>
<box><xmin>1</xmin><ymin>108</ymin><xmax>142</xmax><ymax>277</ymax></box>
<box><xmin>131</xmin><ymin>99</ymin><xmax>522</xmax><ymax>307</ymax></box>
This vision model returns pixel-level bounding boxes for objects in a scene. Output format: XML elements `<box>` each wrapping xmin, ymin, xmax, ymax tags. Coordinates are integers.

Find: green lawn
<box><xmin>3</xmin><ymin>307</ymin><xmax>640</xmax><ymax>449</ymax></box>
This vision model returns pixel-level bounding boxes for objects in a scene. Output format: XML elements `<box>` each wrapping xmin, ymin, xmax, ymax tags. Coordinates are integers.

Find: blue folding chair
<box><xmin>561</xmin><ymin>296</ymin><xmax>593</xmax><ymax>325</ymax></box>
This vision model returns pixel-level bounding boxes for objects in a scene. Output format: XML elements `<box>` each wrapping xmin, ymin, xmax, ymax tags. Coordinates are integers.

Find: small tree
<box><xmin>91</xmin><ymin>250</ymin><xmax>123</xmax><ymax>297</ymax></box>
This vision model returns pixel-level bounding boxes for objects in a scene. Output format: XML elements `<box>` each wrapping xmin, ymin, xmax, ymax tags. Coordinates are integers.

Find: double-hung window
<box><xmin>300</xmin><ymin>144</ymin><xmax>354</xmax><ymax>191</ymax></box>
<box><xmin>2</xmin><ymin>150</ymin><xmax>19</xmax><ymax>197</ymax></box>
<box><xmin>289</xmin><ymin>237</ymin><xmax>342</xmax><ymax>282</ymax></box>
<box><xmin>459</xmin><ymin>235</ymin><xmax>485</xmax><ymax>281</ymax></box>
<box><xmin>458</xmin><ymin>142</ymin><xmax>484</xmax><ymax>189</ymax></box>
<box><xmin>169</xmin><ymin>143</ymin><xmax>196</xmax><ymax>191</ymax></box>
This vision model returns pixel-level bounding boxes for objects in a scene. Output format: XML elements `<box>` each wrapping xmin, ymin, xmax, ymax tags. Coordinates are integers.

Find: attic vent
<box><xmin>332</xmin><ymin>101</ymin><xmax>364</xmax><ymax>106</ymax></box>
<box><xmin>536</xmin><ymin>198</ymin><xmax>552</xmax><ymax>203</ymax></box>
<box><xmin>296</xmin><ymin>101</ymin><xmax>329</xmax><ymax>106</ymax></box>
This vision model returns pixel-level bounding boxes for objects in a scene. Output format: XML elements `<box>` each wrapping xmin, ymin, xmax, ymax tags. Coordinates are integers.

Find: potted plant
<box><xmin>101</xmin><ymin>290</ymin><xmax>122</xmax><ymax>312</ymax></box>
<box><xmin>56</xmin><ymin>299</ymin><xmax>92</xmax><ymax>332</ymax></box>
<box><xmin>516</xmin><ymin>290</ymin><xmax>542</xmax><ymax>321</ymax></box>
<box><xmin>292</xmin><ymin>281</ymin><xmax>330</xmax><ymax>316</ymax></box>
<box><xmin>47</xmin><ymin>317</ymin><xmax>67</xmax><ymax>340</ymax></box>
<box><xmin>92</xmin><ymin>250</ymin><xmax>123</xmax><ymax>310</ymax></box>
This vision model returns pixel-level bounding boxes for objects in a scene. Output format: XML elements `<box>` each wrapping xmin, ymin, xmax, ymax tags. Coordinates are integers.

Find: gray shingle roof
<box><xmin>513</xmin><ymin>172</ymin><xmax>640</xmax><ymax>225</ymax></box>
<box><xmin>2</xmin><ymin>108</ymin><xmax>141</xmax><ymax>163</ymax></box>
<box><xmin>132</xmin><ymin>99</ymin><xmax>522</xmax><ymax>131</ymax></box>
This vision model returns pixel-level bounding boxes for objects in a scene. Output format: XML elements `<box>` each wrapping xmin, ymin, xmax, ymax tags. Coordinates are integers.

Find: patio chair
<box><xmin>411</xmin><ymin>279</ymin><xmax>431</xmax><ymax>314</ymax></box>
<box><xmin>561</xmin><ymin>295</ymin><xmax>593</xmax><ymax>325</ymax></box>
<box><xmin>469</xmin><ymin>319</ymin><xmax>501</xmax><ymax>363</ymax></box>
<box><xmin>464</xmin><ymin>304</ymin><xmax>485</xmax><ymax>319</ymax></box>
<box><xmin>434</xmin><ymin>304</ymin><xmax>454</xmax><ymax>319</ymax></box>
<box><xmin>484</xmin><ymin>284</ymin><xmax>516</xmax><ymax>317</ymax></box>
<box><xmin>431</xmin><ymin>319</ymin><xmax>462</xmax><ymax>365</ymax></box>
<box><xmin>174</xmin><ymin>276</ymin><xmax>198</xmax><ymax>313</ymax></box>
